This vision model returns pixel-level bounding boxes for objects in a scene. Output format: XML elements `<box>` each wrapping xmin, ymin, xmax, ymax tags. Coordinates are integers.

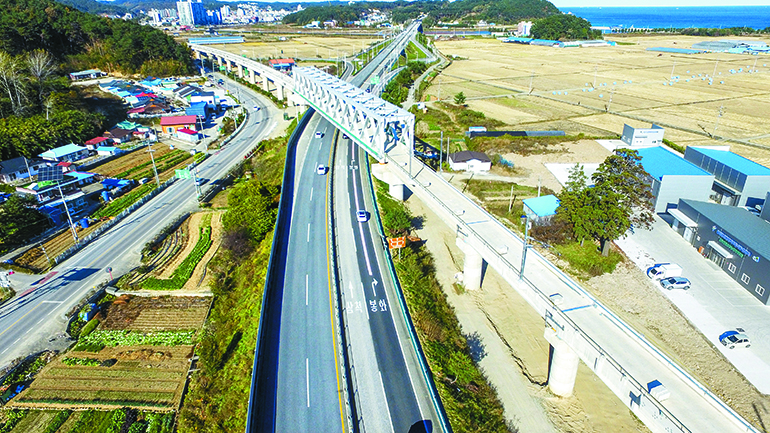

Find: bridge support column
<box><xmin>237</xmin><ymin>63</ymin><xmax>244</xmax><ymax>78</ymax></box>
<box><xmin>545</xmin><ymin>328</ymin><xmax>579</xmax><ymax>397</ymax></box>
<box><xmin>455</xmin><ymin>236</ymin><xmax>483</xmax><ymax>291</ymax></box>
<box><xmin>194</xmin><ymin>51</ymin><xmax>200</xmax><ymax>60</ymax></box>
<box><xmin>276</xmin><ymin>85</ymin><xmax>285</xmax><ymax>100</ymax></box>
<box><xmin>262</xmin><ymin>77</ymin><xmax>270</xmax><ymax>92</ymax></box>
<box><xmin>248</xmin><ymin>70</ymin><xmax>256</xmax><ymax>84</ymax></box>
<box><xmin>217</xmin><ymin>56</ymin><xmax>223</xmax><ymax>71</ymax></box>
<box><xmin>226</xmin><ymin>60</ymin><xmax>233</xmax><ymax>73</ymax></box>
<box><xmin>371</xmin><ymin>163</ymin><xmax>406</xmax><ymax>201</ymax></box>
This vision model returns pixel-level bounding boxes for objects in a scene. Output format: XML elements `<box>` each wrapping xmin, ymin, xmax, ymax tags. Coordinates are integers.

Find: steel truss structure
<box><xmin>293</xmin><ymin>66</ymin><xmax>414</xmax><ymax>161</ymax></box>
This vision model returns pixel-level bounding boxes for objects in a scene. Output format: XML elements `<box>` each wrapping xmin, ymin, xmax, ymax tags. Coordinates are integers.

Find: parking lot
<box><xmin>617</xmin><ymin>215</ymin><xmax>770</xmax><ymax>393</ymax></box>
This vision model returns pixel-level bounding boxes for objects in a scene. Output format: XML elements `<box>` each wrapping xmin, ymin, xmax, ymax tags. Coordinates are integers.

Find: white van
<box><xmin>647</xmin><ymin>263</ymin><xmax>683</xmax><ymax>280</ymax></box>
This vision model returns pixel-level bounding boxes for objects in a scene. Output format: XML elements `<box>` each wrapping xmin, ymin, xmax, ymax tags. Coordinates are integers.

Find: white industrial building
<box><xmin>637</xmin><ymin>146</ymin><xmax>715</xmax><ymax>213</ymax></box>
<box><xmin>621</xmin><ymin>123</ymin><xmax>665</xmax><ymax>147</ymax></box>
<box><xmin>684</xmin><ymin>146</ymin><xmax>770</xmax><ymax>208</ymax></box>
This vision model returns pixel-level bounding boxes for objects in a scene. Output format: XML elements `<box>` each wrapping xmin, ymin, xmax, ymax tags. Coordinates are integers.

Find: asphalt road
<box><xmin>0</xmin><ymin>77</ymin><xmax>280</xmax><ymax>369</ymax></box>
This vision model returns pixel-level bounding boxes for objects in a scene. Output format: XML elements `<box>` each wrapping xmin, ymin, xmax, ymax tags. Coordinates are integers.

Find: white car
<box><xmin>356</xmin><ymin>210</ymin><xmax>368</xmax><ymax>222</ymax></box>
<box><xmin>660</xmin><ymin>276</ymin><xmax>690</xmax><ymax>290</ymax></box>
<box><xmin>316</xmin><ymin>165</ymin><xmax>327</xmax><ymax>175</ymax></box>
<box><xmin>719</xmin><ymin>328</ymin><xmax>750</xmax><ymax>349</ymax></box>
<box><xmin>253</xmin><ymin>105</ymin><xmax>260</xmax><ymax>111</ymax></box>
<box><xmin>315</xmin><ymin>131</ymin><xmax>324</xmax><ymax>138</ymax></box>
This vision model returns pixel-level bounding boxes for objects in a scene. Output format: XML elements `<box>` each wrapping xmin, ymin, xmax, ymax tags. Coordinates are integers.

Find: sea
<box><xmin>559</xmin><ymin>6</ymin><xmax>770</xmax><ymax>30</ymax></box>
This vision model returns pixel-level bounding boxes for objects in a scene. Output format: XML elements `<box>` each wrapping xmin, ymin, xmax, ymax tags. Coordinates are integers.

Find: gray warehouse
<box><xmin>637</xmin><ymin>146</ymin><xmax>715</xmax><ymax>213</ymax></box>
<box><xmin>675</xmin><ymin>199</ymin><xmax>770</xmax><ymax>305</ymax></box>
<box><xmin>684</xmin><ymin>146</ymin><xmax>770</xmax><ymax>208</ymax></box>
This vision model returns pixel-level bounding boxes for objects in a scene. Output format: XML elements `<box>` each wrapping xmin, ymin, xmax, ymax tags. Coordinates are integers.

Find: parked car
<box><xmin>719</xmin><ymin>328</ymin><xmax>750</xmax><ymax>349</ymax></box>
<box><xmin>253</xmin><ymin>105</ymin><xmax>260</xmax><ymax>111</ymax></box>
<box><xmin>647</xmin><ymin>263</ymin><xmax>682</xmax><ymax>280</ymax></box>
<box><xmin>316</xmin><ymin>164</ymin><xmax>327</xmax><ymax>175</ymax></box>
<box><xmin>342</xmin><ymin>133</ymin><xmax>349</xmax><ymax>140</ymax></box>
<box><xmin>660</xmin><ymin>276</ymin><xmax>690</xmax><ymax>290</ymax></box>
<box><xmin>315</xmin><ymin>131</ymin><xmax>324</xmax><ymax>138</ymax></box>
<box><xmin>356</xmin><ymin>210</ymin><xmax>368</xmax><ymax>222</ymax></box>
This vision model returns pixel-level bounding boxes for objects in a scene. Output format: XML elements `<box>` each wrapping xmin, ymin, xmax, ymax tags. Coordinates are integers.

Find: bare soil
<box><xmin>100</xmin><ymin>296</ymin><xmax>210</xmax><ymax>331</ymax></box>
<box><xmin>156</xmin><ymin>213</ymin><xmax>203</xmax><ymax>279</ymax></box>
<box><xmin>182</xmin><ymin>211</ymin><xmax>223</xmax><ymax>291</ymax></box>
<box><xmin>88</xmin><ymin>145</ymin><xmax>174</xmax><ymax>179</ymax></box>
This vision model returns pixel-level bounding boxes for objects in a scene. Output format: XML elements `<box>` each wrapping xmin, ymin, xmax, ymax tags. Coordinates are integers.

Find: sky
<box><xmin>551</xmin><ymin>0</ymin><xmax>770</xmax><ymax>6</ymax></box>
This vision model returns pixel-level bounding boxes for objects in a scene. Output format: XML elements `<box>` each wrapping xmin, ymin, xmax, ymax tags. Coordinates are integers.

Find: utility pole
<box><xmin>439</xmin><ymin>131</ymin><xmax>443</xmax><ymax>173</ymax></box>
<box><xmin>508</xmin><ymin>184</ymin><xmax>515</xmax><ymax>213</ymax></box>
<box><xmin>519</xmin><ymin>214</ymin><xmax>531</xmax><ymax>280</ymax></box>
<box><xmin>712</xmin><ymin>55</ymin><xmax>720</xmax><ymax>78</ymax></box>
<box><xmin>146</xmin><ymin>142</ymin><xmax>161</xmax><ymax>188</ymax></box>
<box><xmin>713</xmin><ymin>105</ymin><xmax>725</xmax><ymax>137</ymax></box>
<box><xmin>529</xmin><ymin>70</ymin><xmax>534</xmax><ymax>93</ymax></box>
<box><xmin>57</xmin><ymin>183</ymin><xmax>79</xmax><ymax>243</ymax></box>
<box><xmin>670</xmin><ymin>60</ymin><xmax>676</xmax><ymax>81</ymax></box>
<box><xmin>593</xmin><ymin>64</ymin><xmax>598</xmax><ymax>88</ymax></box>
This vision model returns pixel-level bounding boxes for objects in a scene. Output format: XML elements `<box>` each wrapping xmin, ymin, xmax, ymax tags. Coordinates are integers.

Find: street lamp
<box><xmin>146</xmin><ymin>142</ymin><xmax>161</xmax><ymax>188</ymax></box>
<box><xmin>519</xmin><ymin>214</ymin><xmax>532</xmax><ymax>280</ymax></box>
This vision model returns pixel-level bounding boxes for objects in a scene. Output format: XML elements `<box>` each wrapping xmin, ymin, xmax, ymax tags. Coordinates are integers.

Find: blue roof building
<box><xmin>185</xmin><ymin>101</ymin><xmax>209</xmax><ymax>119</ymax></box>
<box><xmin>523</xmin><ymin>194</ymin><xmax>560</xmax><ymax>223</ymax></box>
<box><xmin>39</xmin><ymin>144</ymin><xmax>90</xmax><ymax>162</ymax></box>
<box><xmin>637</xmin><ymin>146</ymin><xmax>715</xmax><ymax>213</ymax></box>
<box><xmin>684</xmin><ymin>147</ymin><xmax>770</xmax><ymax>208</ymax></box>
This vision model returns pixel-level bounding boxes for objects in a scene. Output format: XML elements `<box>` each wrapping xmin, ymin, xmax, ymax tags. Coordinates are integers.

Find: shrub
<box><xmin>554</xmin><ymin>242</ymin><xmax>623</xmax><ymax>277</ymax></box>
<box><xmin>42</xmin><ymin>410</ymin><xmax>72</xmax><ymax>433</ymax></box>
<box><xmin>80</xmin><ymin>318</ymin><xmax>99</xmax><ymax>338</ymax></box>
<box><xmin>72</xmin><ymin>342</ymin><xmax>105</xmax><ymax>352</ymax></box>
<box><xmin>62</xmin><ymin>357</ymin><xmax>101</xmax><ymax>367</ymax></box>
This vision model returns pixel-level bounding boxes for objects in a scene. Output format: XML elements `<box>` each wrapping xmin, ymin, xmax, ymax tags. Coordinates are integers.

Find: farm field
<box><xmin>430</xmin><ymin>34</ymin><xmax>770</xmax><ymax>165</ymax></box>
<box><xmin>8</xmin><ymin>295</ymin><xmax>208</xmax><ymax>411</ymax></box>
<box><xmin>209</xmin><ymin>35</ymin><xmax>381</xmax><ymax>60</ymax></box>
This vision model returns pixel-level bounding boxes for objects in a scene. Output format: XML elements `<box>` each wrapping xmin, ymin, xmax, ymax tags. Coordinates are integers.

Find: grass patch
<box><xmin>77</xmin><ymin>330</ymin><xmax>195</xmax><ymax>347</ymax></box>
<box><xmin>554</xmin><ymin>242</ymin><xmax>623</xmax><ymax>278</ymax></box>
<box><xmin>42</xmin><ymin>410</ymin><xmax>72</xmax><ymax>433</ymax></box>
<box><xmin>374</xmin><ymin>180</ymin><xmax>513</xmax><ymax>432</ymax></box>
<box><xmin>17</xmin><ymin>389</ymin><xmax>176</xmax><ymax>406</ymax></box>
<box><xmin>45</xmin><ymin>367</ymin><xmax>182</xmax><ymax>381</ymax></box>
<box><xmin>141</xmin><ymin>215</ymin><xmax>213</xmax><ymax>291</ymax></box>
<box><xmin>93</xmin><ymin>183</ymin><xmax>157</xmax><ymax>219</ymax></box>
<box><xmin>0</xmin><ymin>410</ymin><xmax>27</xmax><ymax>433</ymax></box>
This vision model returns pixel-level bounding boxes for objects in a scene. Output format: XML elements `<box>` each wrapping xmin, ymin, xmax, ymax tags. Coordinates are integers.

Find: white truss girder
<box><xmin>190</xmin><ymin>44</ymin><xmax>293</xmax><ymax>89</ymax></box>
<box><xmin>293</xmin><ymin>67</ymin><xmax>414</xmax><ymax>161</ymax></box>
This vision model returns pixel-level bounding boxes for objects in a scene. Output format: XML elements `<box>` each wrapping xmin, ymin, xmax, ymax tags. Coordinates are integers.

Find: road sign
<box><xmin>175</xmin><ymin>168</ymin><xmax>191</xmax><ymax>179</ymax></box>
<box><xmin>370</xmin><ymin>76</ymin><xmax>380</xmax><ymax>85</ymax></box>
<box><xmin>388</xmin><ymin>236</ymin><xmax>406</xmax><ymax>249</ymax></box>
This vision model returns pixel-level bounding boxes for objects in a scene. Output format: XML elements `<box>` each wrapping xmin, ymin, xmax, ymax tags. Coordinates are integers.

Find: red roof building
<box><xmin>269</xmin><ymin>58</ymin><xmax>296</xmax><ymax>70</ymax></box>
<box><xmin>85</xmin><ymin>136</ymin><xmax>109</xmax><ymax>147</ymax></box>
<box><xmin>160</xmin><ymin>115</ymin><xmax>198</xmax><ymax>134</ymax></box>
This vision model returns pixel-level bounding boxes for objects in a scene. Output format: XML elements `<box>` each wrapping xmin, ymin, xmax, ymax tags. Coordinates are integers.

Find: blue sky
<box><xmin>552</xmin><ymin>0</ymin><xmax>770</xmax><ymax>6</ymax></box>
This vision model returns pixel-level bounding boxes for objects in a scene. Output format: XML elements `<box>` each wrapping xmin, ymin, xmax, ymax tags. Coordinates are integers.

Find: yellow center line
<box><xmin>0</xmin><ymin>300</ymin><xmax>43</xmax><ymax>339</ymax></box>
<box><xmin>326</xmin><ymin>132</ymin><xmax>346</xmax><ymax>433</ymax></box>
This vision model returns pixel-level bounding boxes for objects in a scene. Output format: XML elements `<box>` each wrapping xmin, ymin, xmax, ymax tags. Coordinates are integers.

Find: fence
<box><xmin>53</xmin><ymin>177</ymin><xmax>177</xmax><ymax>265</ymax></box>
<box><xmin>385</xmin><ymin>153</ymin><xmax>758</xmax><ymax>433</ymax></box>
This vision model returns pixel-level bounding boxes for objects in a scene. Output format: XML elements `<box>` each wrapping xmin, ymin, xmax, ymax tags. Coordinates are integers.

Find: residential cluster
<box><xmin>0</xmin><ymin>70</ymin><xmax>231</xmax><ymax>232</ymax></box>
<box><xmin>145</xmin><ymin>2</ymin><xmax>302</xmax><ymax>27</ymax></box>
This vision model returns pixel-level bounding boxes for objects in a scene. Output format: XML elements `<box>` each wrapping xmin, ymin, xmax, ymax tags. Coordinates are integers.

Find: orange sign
<box><xmin>389</xmin><ymin>236</ymin><xmax>406</xmax><ymax>249</ymax></box>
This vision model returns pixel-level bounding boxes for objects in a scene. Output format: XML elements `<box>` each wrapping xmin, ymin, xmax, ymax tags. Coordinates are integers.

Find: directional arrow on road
<box><xmin>372</xmin><ymin>279</ymin><xmax>378</xmax><ymax>297</ymax></box>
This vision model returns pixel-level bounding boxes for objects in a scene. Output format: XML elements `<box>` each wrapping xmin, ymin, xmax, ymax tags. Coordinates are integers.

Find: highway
<box><xmin>247</xmin><ymin>20</ymin><xmax>445</xmax><ymax>433</ymax></box>
<box><xmin>0</xmin><ymin>78</ymin><xmax>280</xmax><ymax>369</ymax></box>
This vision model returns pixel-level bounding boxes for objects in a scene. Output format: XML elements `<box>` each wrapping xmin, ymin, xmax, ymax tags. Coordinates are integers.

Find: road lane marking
<box><xmin>41</xmin><ymin>301</ymin><xmax>63</xmax><ymax>304</ymax></box>
<box><xmin>310</xmin><ymin>187</ymin><xmax>314</xmax><ymax>202</ymax></box>
<box><xmin>306</xmin><ymin>358</ymin><xmax>311</xmax><ymax>408</ymax></box>
<box><xmin>325</xmin><ymin>139</ymin><xmax>346</xmax><ymax>433</ymax></box>
<box><xmin>307</xmin><ymin>223</ymin><xmax>311</xmax><ymax>242</ymax></box>
<box><xmin>306</xmin><ymin>274</ymin><xmax>309</xmax><ymax>306</ymax></box>
<box><xmin>13</xmin><ymin>338</ymin><xmax>19</xmax><ymax>345</ymax></box>
<box><xmin>350</xmin><ymin>148</ymin><xmax>372</xmax><ymax>276</ymax></box>
<box><xmin>379</xmin><ymin>371</ymin><xmax>396</xmax><ymax>433</ymax></box>
<box><xmin>0</xmin><ymin>300</ymin><xmax>43</xmax><ymax>339</ymax></box>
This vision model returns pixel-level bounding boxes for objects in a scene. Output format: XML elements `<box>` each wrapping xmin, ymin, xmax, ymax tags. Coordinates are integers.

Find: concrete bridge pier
<box><xmin>248</xmin><ymin>70</ymin><xmax>256</xmax><ymax>85</ymax></box>
<box><xmin>544</xmin><ymin>327</ymin><xmax>580</xmax><ymax>397</ymax></box>
<box><xmin>237</xmin><ymin>63</ymin><xmax>244</xmax><ymax>79</ymax></box>
<box><xmin>276</xmin><ymin>85</ymin><xmax>285</xmax><ymax>101</ymax></box>
<box><xmin>225</xmin><ymin>59</ymin><xmax>233</xmax><ymax>73</ymax></box>
<box><xmin>371</xmin><ymin>163</ymin><xmax>406</xmax><ymax>201</ymax></box>
<box><xmin>455</xmin><ymin>236</ymin><xmax>484</xmax><ymax>291</ymax></box>
<box><xmin>263</xmin><ymin>77</ymin><xmax>271</xmax><ymax>92</ymax></box>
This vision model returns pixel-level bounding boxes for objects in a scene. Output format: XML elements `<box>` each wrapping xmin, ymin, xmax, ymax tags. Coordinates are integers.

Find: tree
<box><xmin>0</xmin><ymin>194</ymin><xmax>50</xmax><ymax>246</ymax></box>
<box><xmin>0</xmin><ymin>52</ymin><xmax>28</xmax><ymax>116</ymax></box>
<box><xmin>454</xmin><ymin>91</ymin><xmax>466</xmax><ymax>105</ymax></box>
<box><xmin>556</xmin><ymin>150</ymin><xmax>653</xmax><ymax>256</ymax></box>
<box><xmin>531</xmin><ymin>14</ymin><xmax>602</xmax><ymax>41</ymax></box>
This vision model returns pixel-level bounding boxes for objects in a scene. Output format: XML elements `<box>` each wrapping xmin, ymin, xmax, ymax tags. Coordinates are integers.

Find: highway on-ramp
<box><xmin>0</xmin><ymin>78</ymin><xmax>280</xmax><ymax>370</ymax></box>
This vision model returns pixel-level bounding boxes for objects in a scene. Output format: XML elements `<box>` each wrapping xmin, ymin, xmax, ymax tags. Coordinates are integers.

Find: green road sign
<box><xmin>370</xmin><ymin>76</ymin><xmax>380</xmax><ymax>85</ymax></box>
<box><xmin>175</xmin><ymin>168</ymin><xmax>191</xmax><ymax>179</ymax></box>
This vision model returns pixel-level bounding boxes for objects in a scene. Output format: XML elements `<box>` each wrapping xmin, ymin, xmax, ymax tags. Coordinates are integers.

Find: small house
<box><xmin>448</xmin><ymin>151</ymin><xmax>491</xmax><ymax>172</ymax></box>
<box><xmin>160</xmin><ymin>115</ymin><xmax>198</xmax><ymax>134</ymax></box>
<box><xmin>104</xmin><ymin>128</ymin><xmax>133</xmax><ymax>144</ymax></box>
<box><xmin>176</xmin><ymin>128</ymin><xmax>200</xmax><ymax>143</ymax></box>
<box><xmin>269</xmin><ymin>58</ymin><xmax>296</xmax><ymax>71</ymax></box>
<box><xmin>39</xmin><ymin>144</ymin><xmax>90</xmax><ymax>162</ymax></box>
<box><xmin>85</xmin><ymin>136</ymin><xmax>110</xmax><ymax>149</ymax></box>
<box><xmin>69</xmin><ymin>69</ymin><xmax>105</xmax><ymax>81</ymax></box>
<box><xmin>0</xmin><ymin>156</ymin><xmax>45</xmax><ymax>183</ymax></box>
<box><xmin>186</xmin><ymin>101</ymin><xmax>209</xmax><ymax>120</ymax></box>
<box><xmin>96</xmin><ymin>146</ymin><xmax>122</xmax><ymax>156</ymax></box>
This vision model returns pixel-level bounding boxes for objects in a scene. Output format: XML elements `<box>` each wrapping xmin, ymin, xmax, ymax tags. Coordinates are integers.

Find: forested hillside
<box><xmin>0</xmin><ymin>0</ymin><xmax>194</xmax><ymax>159</ymax></box>
<box><xmin>283</xmin><ymin>0</ymin><xmax>561</xmax><ymax>26</ymax></box>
